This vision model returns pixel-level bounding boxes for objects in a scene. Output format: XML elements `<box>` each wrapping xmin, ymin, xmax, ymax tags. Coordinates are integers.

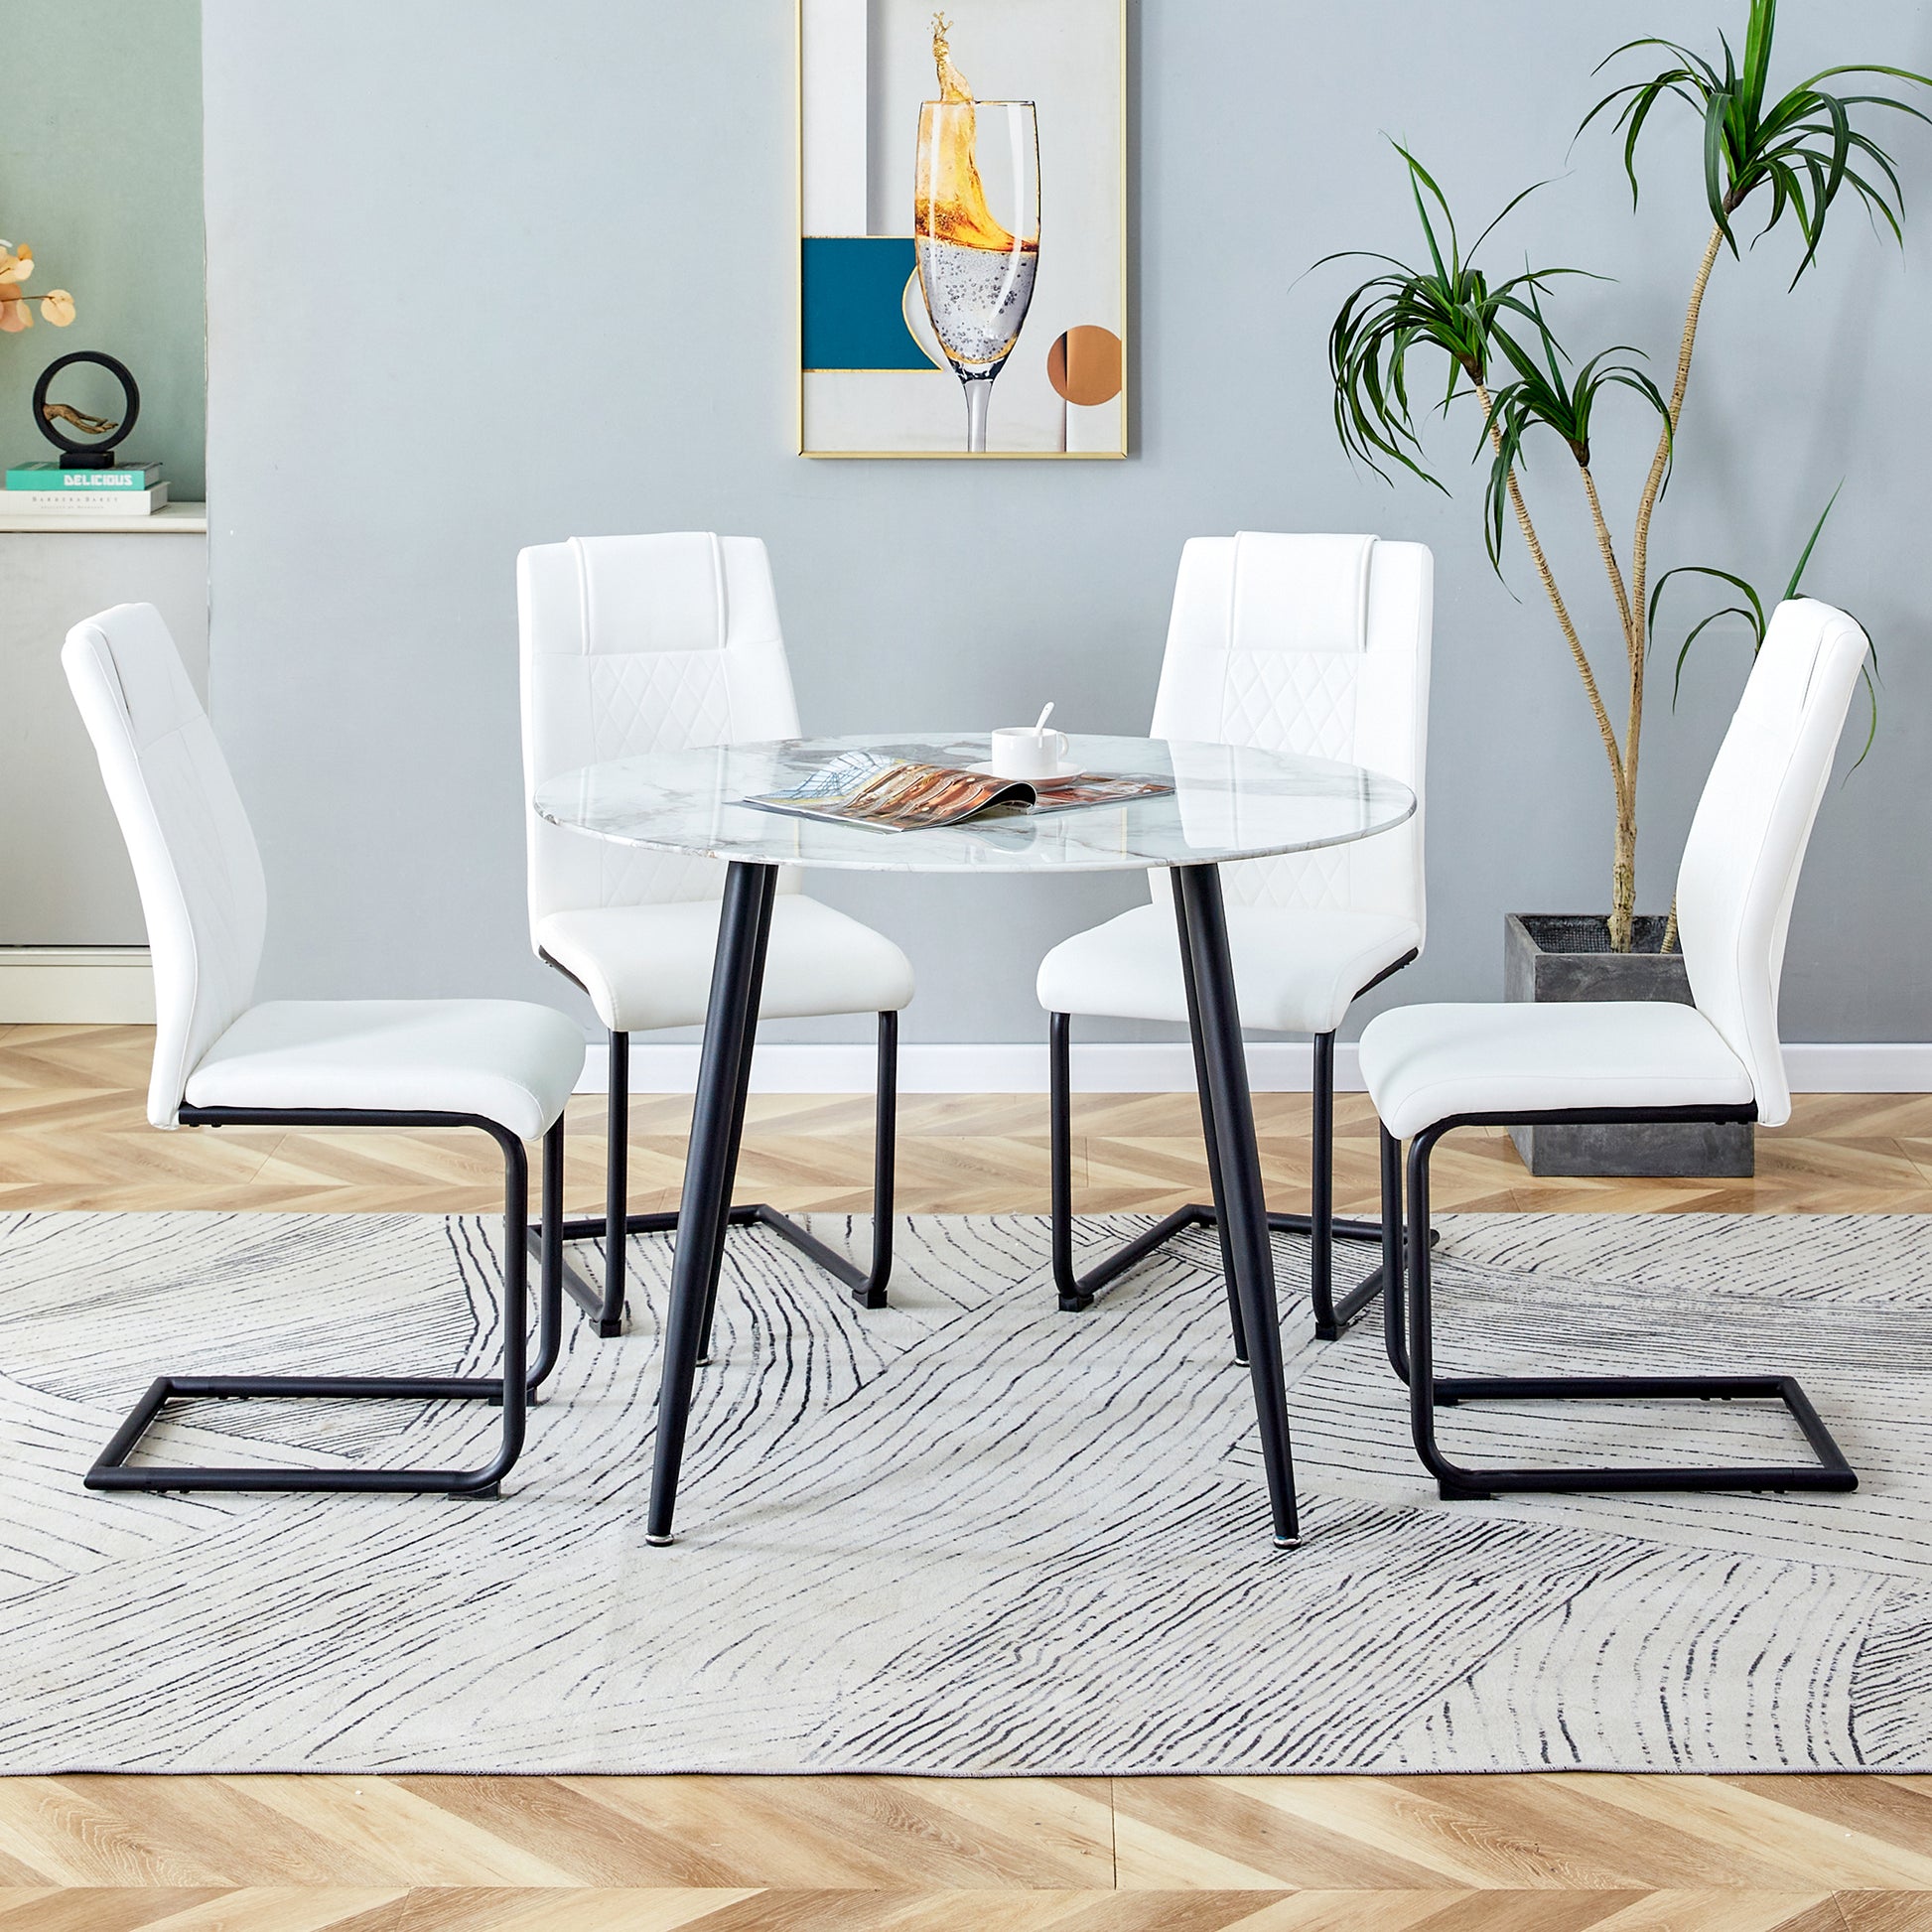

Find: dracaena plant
<box><xmin>1320</xmin><ymin>0</ymin><xmax>1927</xmax><ymax>951</ymax></box>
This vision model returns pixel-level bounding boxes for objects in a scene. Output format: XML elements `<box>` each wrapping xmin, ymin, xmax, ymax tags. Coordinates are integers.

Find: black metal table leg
<box><xmin>1173</xmin><ymin>871</ymin><xmax>1247</xmax><ymax>1366</ymax></box>
<box><xmin>1174</xmin><ymin>864</ymin><xmax>1301</xmax><ymax>1548</ymax></box>
<box><xmin>645</xmin><ymin>861</ymin><xmax>777</xmax><ymax>1546</ymax></box>
<box><xmin>1309</xmin><ymin>1031</ymin><xmax>1337</xmax><ymax>1333</ymax></box>
<box><xmin>1048</xmin><ymin>1010</ymin><xmax>1080</xmax><ymax>1306</ymax></box>
<box><xmin>695</xmin><ymin>886</ymin><xmax>775</xmax><ymax>1366</ymax></box>
<box><xmin>864</xmin><ymin>1008</ymin><xmax>897</xmax><ymax>1307</ymax></box>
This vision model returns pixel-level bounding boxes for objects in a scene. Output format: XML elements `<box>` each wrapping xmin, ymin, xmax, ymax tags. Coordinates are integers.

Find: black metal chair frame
<box><xmin>86</xmin><ymin>1108</ymin><xmax>567</xmax><ymax>1498</ymax></box>
<box><xmin>1378</xmin><ymin>1108</ymin><xmax>1858</xmax><ymax>1500</ymax></box>
<box><xmin>538</xmin><ymin>949</ymin><xmax>896</xmax><ymax>1338</ymax></box>
<box><xmin>1048</xmin><ymin>946</ymin><xmax>1428</xmax><ymax>1348</ymax></box>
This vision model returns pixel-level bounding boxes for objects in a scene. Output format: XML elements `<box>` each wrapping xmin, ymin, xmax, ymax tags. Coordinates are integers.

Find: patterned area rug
<box><xmin>0</xmin><ymin>1209</ymin><xmax>1925</xmax><ymax>1774</ymax></box>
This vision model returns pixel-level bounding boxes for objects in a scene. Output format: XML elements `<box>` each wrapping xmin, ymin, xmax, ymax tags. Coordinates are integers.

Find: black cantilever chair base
<box><xmin>1049</xmin><ymin>1197</ymin><xmax>1395</xmax><ymax>1349</ymax></box>
<box><xmin>87</xmin><ymin>1109</ymin><xmax>567</xmax><ymax>1499</ymax></box>
<box><xmin>1379</xmin><ymin>1113</ymin><xmax>1859</xmax><ymax>1502</ymax></box>
<box><xmin>1048</xmin><ymin>944</ymin><xmax>1434</xmax><ymax>1352</ymax></box>
<box><xmin>534</xmin><ymin>956</ymin><xmax>898</xmax><ymax>1342</ymax></box>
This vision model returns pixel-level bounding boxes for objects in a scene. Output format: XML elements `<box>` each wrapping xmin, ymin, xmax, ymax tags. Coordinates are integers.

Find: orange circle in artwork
<box><xmin>1046</xmin><ymin>326</ymin><xmax>1123</xmax><ymax>406</ymax></box>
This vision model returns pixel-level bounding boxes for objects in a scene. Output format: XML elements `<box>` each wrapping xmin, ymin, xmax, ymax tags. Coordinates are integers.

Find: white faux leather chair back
<box><xmin>518</xmin><ymin>533</ymin><xmax>802</xmax><ymax>926</ymax></box>
<box><xmin>1678</xmin><ymin>598</ymin><xmax>1868</xmax><ymax>1129</ymax></box>
<box><xmin>63</xmin><ymin>604</ymin><xmax>267</xmax><ymax>1130</ymax></box>
<box><xmin>1148</xmin><ymin>533</ymin><xmax>1432</xmax><ymax>929</ymax></box>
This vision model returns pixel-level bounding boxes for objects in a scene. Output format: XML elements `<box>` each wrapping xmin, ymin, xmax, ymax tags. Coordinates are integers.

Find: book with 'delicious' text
<box><xmin>4</xmin><ymin>483</ymin><xmax>169</xmax><ymax>514</ymax></box>
<box><xmin>6</xmin><ymin>461</ymin><xmax>163</xmax><ymax>489</ymax></box>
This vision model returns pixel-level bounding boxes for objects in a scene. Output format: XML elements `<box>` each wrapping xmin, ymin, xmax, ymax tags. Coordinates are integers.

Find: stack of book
<box><xmin>5</xmin><ymin>460</ymin><xmax>167</xmax><ymax>515</ymax></box>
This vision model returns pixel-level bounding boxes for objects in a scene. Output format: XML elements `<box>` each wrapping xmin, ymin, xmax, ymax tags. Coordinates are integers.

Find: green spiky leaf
<box><xmin>1580</xmin><ymin>0</ymin><xmax>1931</xmax><ymax>283</ymax></box>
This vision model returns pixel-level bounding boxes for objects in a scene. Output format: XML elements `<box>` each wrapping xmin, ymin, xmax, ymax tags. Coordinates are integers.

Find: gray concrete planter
<box><xmin>1503</xmin><ymin>913</ymin><xmax>1753</xmax><ymax>1178</ymax></box>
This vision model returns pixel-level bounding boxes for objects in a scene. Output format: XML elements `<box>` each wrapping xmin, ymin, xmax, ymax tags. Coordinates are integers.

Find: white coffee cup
<box><xmin>990</xmin><ymin>725</ymin><xmax>1071</xmax><ymax>779</ymax></box>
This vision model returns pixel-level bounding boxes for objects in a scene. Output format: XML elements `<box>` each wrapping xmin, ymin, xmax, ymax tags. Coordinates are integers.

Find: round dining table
<box><xmin>535</xmin><ymin>732</ymin><xmax>1417</xmax><ymax>1549</ymax></box>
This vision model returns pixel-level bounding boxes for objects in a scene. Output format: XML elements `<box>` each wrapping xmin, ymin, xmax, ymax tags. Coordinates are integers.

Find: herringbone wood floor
<box><xmin>3</xmin><ymin>1023</ymin><xmax>1931</xmax><ymax>1932</ymax></box>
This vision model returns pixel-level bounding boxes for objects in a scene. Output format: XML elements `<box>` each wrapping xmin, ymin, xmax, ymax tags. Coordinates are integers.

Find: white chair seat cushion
<box><xmin>535</xmin><ymin>896</ymin><xmax>914</xmax><ymax>1034</ymax></box>
<box><xmin>184</xmin><ymin>1000</ymin><xmax>586</xmax><ymax>1142</ymax></box>
<box><xmin>1358</xmin><ymin>1000</ymin><xmax>1755</xmax><ymax>1140</ymax></box>
<box><xmin>1035</xmin><ymin>901</ymin><xmax>1421</xmax><ymax>1035</ymax></box>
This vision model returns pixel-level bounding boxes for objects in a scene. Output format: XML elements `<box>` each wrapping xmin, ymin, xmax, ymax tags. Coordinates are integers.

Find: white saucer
<box><xmin>966</xmin><ymin>759</ymin><xmax>1085</xmax><ymax>780</ymax></box>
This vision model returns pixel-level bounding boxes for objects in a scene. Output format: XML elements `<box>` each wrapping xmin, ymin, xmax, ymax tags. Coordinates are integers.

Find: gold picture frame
<box><xmin>796</xmin><ymin>0</ymin><xmax>1128</xmax><ymax>459</ymax></box>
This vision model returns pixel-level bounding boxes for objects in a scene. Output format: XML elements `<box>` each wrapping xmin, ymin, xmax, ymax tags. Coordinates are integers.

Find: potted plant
<box><xmin>1318</xmin><ymin>0</ymin><xmax>1924</xmax><ymax>1175</ymax></box>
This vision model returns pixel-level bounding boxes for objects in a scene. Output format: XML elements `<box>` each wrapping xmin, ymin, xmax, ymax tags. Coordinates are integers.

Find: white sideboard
<box><xmin>0</xmin><ymin>505</ymin><xmax>207</xmax><ymax>1019</ymax></box>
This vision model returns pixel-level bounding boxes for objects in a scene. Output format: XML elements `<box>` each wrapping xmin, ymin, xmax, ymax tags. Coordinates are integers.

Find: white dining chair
<box><xmin>64</xmin><ymin>603</ymin><xmax>584</xmax><ymax>1496</ymax></box>
<box><xmin>1361</xmin><ymin>597</ymin><xmax>1867</xmax><ymax>1503</ymax></box>
<box><xmin>517</xmin><ymin>532</ymin><xmax>914</xmax><ymax>1338</ymax></box>
<box><xmin>1036</xmin><ymin>531</ymin><xmax>1433</xmax><ymax>1345</ymax></box>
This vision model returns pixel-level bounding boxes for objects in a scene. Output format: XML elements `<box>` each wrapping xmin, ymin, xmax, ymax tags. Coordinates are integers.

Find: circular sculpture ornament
<box><xmin>33</xmin><ymin>349</ymin><xmax>140</xmax><ymax>468</ymax></box>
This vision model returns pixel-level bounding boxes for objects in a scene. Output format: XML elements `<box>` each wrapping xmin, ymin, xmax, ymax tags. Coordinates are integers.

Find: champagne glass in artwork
<box><xmin>915</xmin><ymin>95</ymin><xmax>1039</xmax><ymax>453</ymax></box>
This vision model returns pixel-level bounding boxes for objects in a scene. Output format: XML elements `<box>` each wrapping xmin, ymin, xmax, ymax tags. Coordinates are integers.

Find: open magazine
<box><xmin>745</xmin><ymin>750</ymin><xmax>1173</xmax><ymax>833</ymax></box>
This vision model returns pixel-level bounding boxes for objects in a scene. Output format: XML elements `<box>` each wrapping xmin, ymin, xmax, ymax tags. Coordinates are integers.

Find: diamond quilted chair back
<box><xmin>518</xmin><ymin>532</ymin><xmax>803</xmax><ymax>923</ymax></box>
<box><xmin>1148</xmin><ymin>533</ymin><xmax>1432</xmax><ymax>929</ymax></box>
<box><xmin>63</xmin><ymin>603</ymin><xmax>269</xmax><ymax>1129</ymax></box>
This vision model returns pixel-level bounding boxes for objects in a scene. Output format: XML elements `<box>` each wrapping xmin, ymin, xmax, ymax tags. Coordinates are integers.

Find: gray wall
<box><xmin>0</xmin><ymin>0</ymin><xmax>205</xmax><ymax>499</ymax></box>
<box><xmin>201</xmin><ymin>0</ymin><xmax>1932</xmax><ymax>1046</ymax></box>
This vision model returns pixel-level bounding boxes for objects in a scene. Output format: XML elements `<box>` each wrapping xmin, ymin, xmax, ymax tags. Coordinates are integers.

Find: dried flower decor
<box><xmin>0</xmin><ymin>242</ymin><xmax>74</xmax><ymax>334</ymax></box>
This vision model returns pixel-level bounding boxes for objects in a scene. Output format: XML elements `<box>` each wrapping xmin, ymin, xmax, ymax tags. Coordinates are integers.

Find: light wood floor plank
<box><xmin>135</xmin><ymin>1890</ymin><xmax>411</xmax><ymax>1932</ymax></box>
<box><xmin>1714</xmin><ymin>1773</ymin><xmax>1932</xmax><ymax>1863</ymax></box>
<box><xmin>44</xmin><ymin>1777</ymin><xmax>379</xmax><ymax>1889</ymax></box>
<box><xmin>1112</xmin><ymin>1779</ymin><xmax>1452</xmax><ymax>1890</ymax></box>
<box><xmin>1112</xmin><ymin>1812</ymin><xmax>1312</xmax><ymax>1893</ymax></box>
<box><xmin>661</xmin><ymin>1892</ymin><xmax>1291</xmax><ymax>1931</ymax></box>
<box><xmin>384</xmin><ymin>1776</ymin><xmax>745</xmax><ymax>1890</ymax></box>
<box><xmin>888</xmin><ymin>1776</ymin><xmax>1117</xmax><ymax>1888</ymax></box>
<box><xmin>1206</xmin><ymin>1776</ymin><xmax>1625</xmax><ymax>1891</ymax></box>
<box><xmin>211</xmin><ymin>1781</ymin><xmax>580</xmax><ymax>1888</ymax></box>
<box><xmin>474</xmin><ymin>1892</ymin><xmax>766</xmax><ymax>1932</ymax></box>
<box><xmin>1586</xmin><ymin>1898</ymin><xmax>1847</xmax><ymax>1932</ymax></box>
<box><xmin>0</xmin><ymin>1889</ymin><xmax>230</xmax><ymax>1931</ymax></box>
<box><xmin>0</xmin><ymin>1780</ymin><xmax>236</xmax><ymax>1888</ymax></box>
<box><xmin>1556</xmin><ymin>1776</ymin><xmax>1932</xmax><ymax>1889</ymax></box>
<box><xmin>1213</xmin><ymin>1893</ymin><xmax>1456</xmax><ymax>1932</ymax></box>
<box><xmin>564</xmin><ymin>1776</ymin><xmax>1109</xmax><ymax>1890</ymax></box>
<box><xmin>1834</xmin><ymin>1892</ymin><xmax>1932</xmax><ymax>1931</ymax></box>
<box><xmin>1358</xmin><ymin>1773</ymin><xmax>1818</xmax><ymax>1891</ymax></box>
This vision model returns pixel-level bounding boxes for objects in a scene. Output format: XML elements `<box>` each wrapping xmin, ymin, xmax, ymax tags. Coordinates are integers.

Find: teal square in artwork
<box><xmin>801</xmin><ymin>237</ymin><xmax>934</xmax><ymax>371</ymax></box>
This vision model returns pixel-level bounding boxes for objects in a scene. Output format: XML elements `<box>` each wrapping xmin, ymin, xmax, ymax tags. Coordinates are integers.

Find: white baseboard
<box><xmin>0</xmin><ymin>946</ymin><xmax>154</xmax><ymax>1024</ymax></box>
<box><xmin>1781</xmin><ymin>1043</ymin><xmax>1932</xmax><ymax>1093</ymax></box>
<box><xmin>582</xmin><ymin>1037</ymin><xmax>1932</xmax><ymax>1096</ymax></box>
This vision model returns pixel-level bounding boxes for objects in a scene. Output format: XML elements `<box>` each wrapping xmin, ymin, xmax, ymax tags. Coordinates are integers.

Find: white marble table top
<box><xmin>534</xmin><ymin>733</ymin><xmax>1415</xmax><ymax>875</ymax></box>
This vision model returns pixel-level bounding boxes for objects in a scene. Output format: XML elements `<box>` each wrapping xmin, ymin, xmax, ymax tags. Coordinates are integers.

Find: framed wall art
<box><xmin>797</xmin><ymin>0</ymin><xmax>1127</xmax><ymax>458</ymax></box>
